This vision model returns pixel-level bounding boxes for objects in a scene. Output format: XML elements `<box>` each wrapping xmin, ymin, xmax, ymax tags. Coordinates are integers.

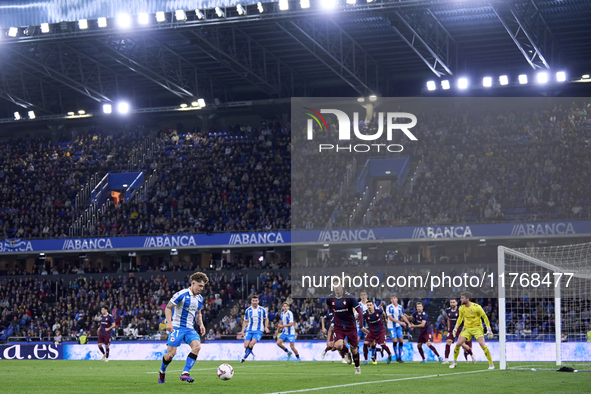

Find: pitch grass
<box><xmin>2</xmin><ymin>360</ymin><xmax>588</xmax><ymax>394</ymax></box>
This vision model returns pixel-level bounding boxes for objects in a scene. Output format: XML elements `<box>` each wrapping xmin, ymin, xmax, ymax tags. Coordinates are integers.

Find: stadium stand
<box><xmin>0</xmin><ymin>128</ymin><xmax>153</xmax><ymax>240</ymax></box>
<box><xmin>300</xmin><ymin>101</ymin><xmax>591</xmax><ymax>229</ymax></box>
<box><xmin>1</xmin><ymin>101</ymin><xmax>589</xmax><ymax>241</ymax></box>
<box><xmin>0</xmin><ymin>271</ymin><xmax>237</xmax><ymax>342</ymax></box>
<box><xmin>80</xmin><ymin>125</ymin><xmax>291</xmax><ymax>237</ymax></box>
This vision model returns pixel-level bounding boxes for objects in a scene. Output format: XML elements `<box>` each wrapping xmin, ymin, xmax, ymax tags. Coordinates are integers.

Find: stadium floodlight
<box><xmin>175</xmin><ymin>10</ymin><xmax>187</xmax><ymax>21</ymax></box>
<box><xmin>198</xmin><ymin>98</ymin><xmax>206</xmax><ymax>107</ymax></box>
<box><xmin>426</xmin><ymin>81</ymin><xmax>436</xmax><ymax>91</ymax></box>
<box><xmin>156</xmin><ymin>12</ymin><xmax>166</xmax><ymax>22</ymax></box>
<box><xmin>78</xmin><ymin>19</ymin><xmax>88</xmax><ymax>30</ymax></box>
<box><xmin>138</xmin><ymin>13</ymin><xmax>150</xmax><ymax>25</ymax></box>
<box><xmin>28</xmin><ymin>111</ymin><xmax>35</xmax><ymax>119</ymax></box>
<box><xmin>583</xmin><ymin>74</ymin><xmax>590</xmax><ymax>80</ymax></box>
<box><xmin>257</xmin><ymin>2</ymin><xmax>265</xmax><ymax>13</ymax></box>
<box><xmin>78</xmin><ymin>110</ymin><xmax>85</xmax><ymax>115</ymax></box>
<box><xmin>103</xmin><ymin>104</ymin><xmax>112</xmax><ymax>114</ymax></box>
<box><xmin>518</xmin><ymin>74</ymin><xmax>527</xmax><ymax>84</ymax></box>
<box><xmin>357</xmin><ymin>97</ymin><xmax>365</xmax><ymax>103</ymax></box>
<box><xmin>499</xmin><ymin>75</ymin><xmax>509</xmax><ymax>86</ymax></box>
<box><xmin>41</xmin><ymin>23</ymin><xmax>50</xmax><ymax>33</ymax></box>
<box><xmin>195</xmin><ymin>10</ymin><xmax>204</xmax><ymax>19</ymax></box>
<box><xmin>556</xmin><ymin>71</ymin><xmax>566</xmax><ymax>82</ymax></box>
<box><xmin>180</xmin><ymin>103</ymin><xmax>188</xmax><ymax>108</ymax></box>
<box><xmin>237</xmin><ymin>4</ymin><xmax>246</xmax><ymax>15</ymax></box>
<box><xmin>191</xmin><ymin>101</ymin><xmax>200</xmax><ymax>107</ymax></box>
<box><xmin>215</xmin><ymin>7</ymin><xmax>225</xmax><ymax>17</ymax></box>
<box><xmin>8</xmin><ymin>27</ymin><xmax>18</xmax><ymax>37</ymax></box>
<box><xmin>98</xmin><ymin>17</ymin><xmax>108</xmax><ymax>28</ymax></box>
<box><xmin>116</xmin><ymin>14</ymin><xmax>131</xmax><ymax>28</ymax></box>
<box><xmin>369</xmin><ymin>95</ymin><xmax>377</xmax><ymax>101</ymax></box>
<box><xmin>457</xmin><ymin>77</ymin><xmax>468</xmax><ymax>90</ymax></box>
<box><xmin>117</xmin><ymin>102</ymin><xmax>130</xmax><ymax>114</ymax></box>
<box><xmin>279</xmin><ymin>0</ymin><xmax>289</xmax><ymax>10</ymax></box>
<box><xmin>67</xmin><ymin>112</ymin><xmax>75</xmax><ymax>116</ymax></box>
<box><xmin>483</xmin><ymin>76</ymin><xmax>492</xmax><ymax>87</ymax></box>
<box><xmin>14</xmin><ymin>112</ymin><xmax>21</xmax><ymax>120</ymax></box>
<box><xmin>441</xmin><ymin>80</ymin><xmax>450</xmax><ymax>90</ymax></box>
<box><xmin>536</xmin><ymin>71</ymin><xmax>548</xmax><ymax>84</ymax></box>
<box><xmin>347</xmin><ymin>0</ymin><xmax>356</xmax><ymax>4</ymax></box>
<box><xmin>24</xmin><ymin>26</ymin><xmax>35</xmax><ymax>36</ymax></box>
<box><xmin>321</xmin><ymin>0</ymin><xmax>337</xmax><ymax>9</ymax></box>
<box><xmin>301</xmin><ymin>0</ymin><xmax>310</xmax><ymax>9</ymax></box>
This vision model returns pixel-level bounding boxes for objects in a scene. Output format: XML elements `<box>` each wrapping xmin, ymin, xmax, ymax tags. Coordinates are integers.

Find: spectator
<box><xmin>78</xmin><ymin>331</ymin><xmax>88</xmax><ymax>344</ymax></box>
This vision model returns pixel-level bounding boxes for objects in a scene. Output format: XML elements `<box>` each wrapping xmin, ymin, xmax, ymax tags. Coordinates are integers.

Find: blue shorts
<box><xmin>389</xmin><ymin>326</ymin><xmax>404</xmax><ymax>339</ymax></box>
<box><xmin>358</xmin><ymin>328</ymin><xmax>366</xmax><ymax>340</ymax></box>
<box><xmin>278</xmin><ymin>333</ymin><xmax>296</xmax><ymax>343</ymax></box>
<box><xmin>245</xmin><ymin>331</ymin><xmax>263</xmax><ymax>342</ymax></box>
<box><xmin>167</xmin><ymin>327</ymin><xmax>200</xmax><ymax>347</ymax></box>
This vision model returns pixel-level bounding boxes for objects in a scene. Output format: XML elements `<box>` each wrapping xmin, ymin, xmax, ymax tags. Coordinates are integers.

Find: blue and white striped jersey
<box><xmin>281</xmin><ymin>310</ymin><xmax>294</xmax><ymax>335</ymax></box>
<box><xmin>355</xmin><ymin>300</ymin><xmax>369</xmax><ymax>325</ymax></box>
<box><xmin>360</xmin><ymin>302</ymin><xmax>369</xmax><ymax>313</ymax></box>
<box><xmin>170</xmin><ymin>288</ymin><xmax>204</xmax><ymax>329</ymax></box>
<box><xmin>386</xmin><ymin>304</ymin><xmax>405</xmax><ymax>329</ymax></box>
<box><xmin>245</xmin><ymin>306</ymin><xmax>267</xmax><ymax>332</ymax></box>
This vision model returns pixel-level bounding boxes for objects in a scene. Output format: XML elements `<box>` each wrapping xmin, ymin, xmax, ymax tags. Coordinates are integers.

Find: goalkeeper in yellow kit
<box><xmin>449</xmin><ymin>292</ymin><xmax>495</xmax><ymax>370</ymax></box>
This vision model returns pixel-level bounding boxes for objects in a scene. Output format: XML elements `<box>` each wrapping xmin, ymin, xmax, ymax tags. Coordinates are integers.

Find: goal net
<box><xmin>498</xmin><ymin>243</ymin><xmax>591</xmax><ymax>371</ymax></box>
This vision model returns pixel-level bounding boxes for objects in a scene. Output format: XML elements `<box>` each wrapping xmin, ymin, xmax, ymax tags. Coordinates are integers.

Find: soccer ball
<box><xmin>217</xmin><ymin>363</ymin><xmax>234</xmax><ymax>380</ymax></box>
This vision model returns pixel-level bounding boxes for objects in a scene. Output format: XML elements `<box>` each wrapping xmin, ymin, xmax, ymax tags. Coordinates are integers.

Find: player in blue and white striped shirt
<box><xmin>276</xmin><ymin>302</ymin><xmax>301</xmax><ymax>362</ymax></box>
<box><xmin>386</xmin><ymin>295</ymin><xmax>411</xmax><ymax>363</ymax></box>
<box><xmin>239</xmin><ymin>294</ymin><xmax>269</xmax><ymax>363</ymax></box>
<box><xmin>158</xmin><ymin>272</ymin><xmax>208</xmax><ymax>384</ymax></box>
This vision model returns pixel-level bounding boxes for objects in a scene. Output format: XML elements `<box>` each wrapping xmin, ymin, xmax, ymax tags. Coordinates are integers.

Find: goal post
<box><xmin>498</xmin><ymin>243</ymin><xmax>591</xmax><ymax>371</ymax></box>
<box><xmin>498</xmin><ymin>246</ymin><xmax>506</xmax><ymax>370</ymax></box>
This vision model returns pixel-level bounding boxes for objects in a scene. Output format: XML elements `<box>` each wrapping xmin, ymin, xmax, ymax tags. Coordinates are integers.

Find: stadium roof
<box><xmin>1</xmin><ymin>0</ymin><xmax>590</xmax><ymax>120</ymax></box>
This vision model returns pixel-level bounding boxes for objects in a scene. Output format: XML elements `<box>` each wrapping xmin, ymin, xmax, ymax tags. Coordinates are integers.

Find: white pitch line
<box><xmin>229</xmin><ymin>372</ymin><xmax>421</xmax><ymax>376</ymax></box>
<box><xmin>265</xmin><ymin>370</ymin><xmax>490</xmax><ymax>394</ymax></box>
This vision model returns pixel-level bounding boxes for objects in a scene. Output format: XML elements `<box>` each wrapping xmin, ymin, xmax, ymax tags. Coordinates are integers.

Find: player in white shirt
<box><xmin>386</xmin><ymin>295</ymin><xmax>411</xmax><ymax>363</ymax></box>
<box><xmin>158</xmin><ymin>272</ymin><xmax>208</xmax><ymax>384</ymax></box>
<box><xmin>238</xmin><ymin>294</ymin><xmax>269</xmax><ymax>363</ymax></box>
<box><xmin>276</xmin><ymin>302</ymin><xmax>301</xmax><ymax>362</ymax></box>
<box><xmin>356</xmin><ymin>291</ymin><xmax>369</xmax><ymax>340</ymax></box>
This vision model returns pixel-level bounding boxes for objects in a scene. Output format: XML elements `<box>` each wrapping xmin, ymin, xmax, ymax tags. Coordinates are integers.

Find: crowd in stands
<box><xmin>80</xmin><ymin>123</ymin><xmax>291</xmax><ymax>237</ymax></box>
<box><xmin>0</xmin><ymin>271</ymin><xmax>239</xmax><ymax>342</ymax></box>
<box><xmin>505</xmin><ymin>298</ymin><xmax>591</xmax><ymax>340</ymax></box>
<box><xmin>1</xmin><ymin>100</ymin><xmax>590</xmax><ymax>240</ymax></box>
<box><xmin>1</xmin><ymin>102</ymin><xmax>591</xmax><ymax>346</ymax></box>
<box><xmin>294</xmin><ymin>100</ymin><xmax>591</xmax><ymax>229</ymax></box>
<box><xmin>214</xmin><ymin>269</ymin><xmax>501</xmax><ymax>340</ymax></box>
<box><xmin>2</xmin><ymin>268</ymin><xmax>589</xmax><ymax>343</ymax></box>
<box><xmin>0</xmin><ymin>127</ymin><xmax>152</xmax><ymax>240</ymax></box>
<box><xmin>291</xmin><ymin>125</ymin><xmax>361</xmax><ymax>230</ymax></box>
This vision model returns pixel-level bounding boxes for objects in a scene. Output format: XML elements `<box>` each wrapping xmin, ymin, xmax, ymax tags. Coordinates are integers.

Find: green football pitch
<box><xmin>2</xmin><ymin>360</ymin><xmax>588</xmax><ymax>393</ymax></box>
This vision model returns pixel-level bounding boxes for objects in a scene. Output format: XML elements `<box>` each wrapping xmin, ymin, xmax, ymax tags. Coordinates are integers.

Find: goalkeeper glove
<box><xmin>453</xmin><ymin>327</ymin><xmax>458</xmax><ymax>337</ymax></box>
<box><xmin>486</xmin><ymin>327</ymin><xmax>493</xmax><ymax>339</ymax></box>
